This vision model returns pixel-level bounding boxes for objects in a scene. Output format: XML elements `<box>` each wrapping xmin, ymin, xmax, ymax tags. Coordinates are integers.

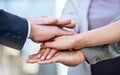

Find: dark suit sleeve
<box><xmin>0</xmin><ymin>9</ymin><xmax>28</xmax><ymax>50</ymax></box>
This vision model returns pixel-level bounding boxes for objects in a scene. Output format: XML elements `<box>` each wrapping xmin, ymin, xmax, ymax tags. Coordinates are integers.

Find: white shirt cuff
<box><xmin>22</xmin><ymin>19</ymin><xmax>31</xmax><ymax>50</ymax></box>
<box><xmin>27</xmin><ymin>19</ymin><xmax>31</xmax><ymax>38</ymax></box>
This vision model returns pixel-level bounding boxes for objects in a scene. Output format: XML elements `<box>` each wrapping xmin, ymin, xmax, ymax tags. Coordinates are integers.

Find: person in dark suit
<box><xmin>0</xmin><ymin>9</ymin><xmax>75</xmax><ymax>50</ymax></box>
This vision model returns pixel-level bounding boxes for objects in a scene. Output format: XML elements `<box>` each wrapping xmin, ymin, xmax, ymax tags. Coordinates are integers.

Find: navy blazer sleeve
<box><xmin>0</xmin><ymin>9</ymin><xmax>28</xmax><ymax>50</ymax></box>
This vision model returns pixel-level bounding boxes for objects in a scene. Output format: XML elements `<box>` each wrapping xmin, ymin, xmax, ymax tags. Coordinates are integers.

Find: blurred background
<box><xmin>0</xmin><ymin>0</ymin><xmax>68</xmax><ymax>75</ymax></box>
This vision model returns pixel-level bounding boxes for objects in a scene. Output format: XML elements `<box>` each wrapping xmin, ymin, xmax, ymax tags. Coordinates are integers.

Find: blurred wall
<box><xmin>0</xmin><ymin>0</ymin><xmax>69</xmax><ymax>75</ymax></box>
<box><xmin>0</xmin><ymin>0</ymin><xmax>57</xmax><ymax>75</ymax></box>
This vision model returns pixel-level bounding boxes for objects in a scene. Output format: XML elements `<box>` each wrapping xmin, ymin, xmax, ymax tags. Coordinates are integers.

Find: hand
<box><xmin>27</xmin><ymin>16</ymin><xmax>76</xmax><ymax>42</ymax></box>
<box><xmin>27</xmin><ymin>16</ymin><xmax>76</xmax><ymax>28</ymax></box>
<box><xmin>26</xmin><ymin>48</ymin><xmax>58</xmax><ymax>63</ymax></box>
<box><xmin>27</xmin><ymin>49</ymin><xmax>85</xmax><ymax>67</ymax></box>
<box><xmin>42</xmin><ymin>35</ymin><xmax>78</xmax><ymax>50</ymax></box>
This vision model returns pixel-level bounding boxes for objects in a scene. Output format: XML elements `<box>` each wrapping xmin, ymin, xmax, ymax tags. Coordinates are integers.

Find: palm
<box><xmin>35</xmin><ymin>50</ymin><xmax>85</xmax><ymax>67</ymax></box>
<box><xmin>52</xmin><ymin>51</ymin><xmax>83</xmax><ymax>66</ymax></box>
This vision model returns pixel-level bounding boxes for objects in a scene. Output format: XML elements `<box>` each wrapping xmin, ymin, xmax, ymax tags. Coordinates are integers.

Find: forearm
<box><xmin>0</xmin><ymin>9</ymin><xmax>28</xmax><ymax>50</ymax></box>
<box><xmin>74</xmin><ymin>20</ymin><xmax>120</xmax><ymax>49</ymax></box>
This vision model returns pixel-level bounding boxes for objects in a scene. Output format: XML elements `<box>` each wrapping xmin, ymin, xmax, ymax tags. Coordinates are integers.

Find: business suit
<box><xmin>0</xmin><ymin>9</ymin><xmax>28</xmax><ymax>50</ymax></box>
<box><xmin>61</xmin><ymin>0</ymin><xmax>120</xmax><ymax>75</ymax></box>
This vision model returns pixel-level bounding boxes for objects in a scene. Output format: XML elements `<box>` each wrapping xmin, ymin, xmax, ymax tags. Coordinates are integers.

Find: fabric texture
<box><xmin>0</xmin><ymin>9</ymin><xmax>28</xmax><ymax>50</ymax></box>
<box><xmin>61</xmin><ymin>0</ymin><xmax>120</xmax><ymax>75</ymax></box>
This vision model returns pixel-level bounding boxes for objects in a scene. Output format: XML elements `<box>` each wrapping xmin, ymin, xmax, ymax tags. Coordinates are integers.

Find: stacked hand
<box><xmin>26</xmin><ymin>16</ymin><xmax>86</xmax><ymax>67</ymax></box>
<box><xmin>27</xmin><ymin>48</ymin><xmax>85</xmax><ymax>67</ymax></box>
<box><xmin>28</xmin><ymin>16</ymin><xmax>76</xmax><ymax>42</ymax></box>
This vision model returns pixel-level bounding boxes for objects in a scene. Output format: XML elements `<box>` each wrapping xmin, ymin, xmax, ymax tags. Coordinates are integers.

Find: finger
<box><xmin>35</xmin><ymin>17</ymin><xmax>75</xmax><ymax>29</ymax></box>
<box><xmin>55</xmin><ymin>19</ymin><xmax>71</xmax><ymax>25</ymax></box>
<box><xmin>26</xmin><ymin>55</ymin><xmax>38</xmax><ymax>63</ymax></box>
<box><xmin>40</xmin><ymin>48</ymin><xmax>51</xmax><ymax>60</ymax></box>
<box><xmin>26</xmin><ymin>49</ymin><xmax>46</xmax><ymax>63</ymax></box>
<box><xmin>27</xmin><ymin>53</ymin><xmax>40</xmax><ymax>63</ymax></box>
<box><xmin>57</xmin><ymin>29</ymin><xmax>74</xmax><ymax>36</ymax></box>
<box><xmin>59</xmin><ymin>22</ymin><xmax>76</xmax><ymax>28</ymax></box>
<box><xmin>28</xmin><ymin>54</ymin><xmax>38</xmax><ymax>59</ymax></box>
<box><xmin>26</xmin><ymin>58</ymin><xmax>41</xmax><ymax>64</ymax></box>
<box><xmin>27</xmin><ymin>53</ymin><xmax>42</xmax><ymax>63</ymax></box>
<box><xmin>37</xmin><ymin>57</ymin><xmax>57</xmax><ymax>64</ymax></box>
<box><xmin>37</xmin><ymin>60</ymin><xmax>51</xmax><ymax>64</ymax></box>
<box><xmin>37</xmin><ymin>52</ymin><xmax>63</xmax><ymax>64</ymax></box>
<box><xmin>44</xmin><ymin>19</ymin><xmax>73</xmax><ymax>27</ymax></box>
<box><xmin>51</xmin><ymin>19</ymin><xmax>76</xmax><ymax>29</ymax></box>
<box><xmin>46</xmin><ymin>49</ymin><xmax>58</xmax><ymax>60</ymax></box>
<box><xmin>28</xmin><ymin>50</ymin><xmax>43</xmax><ymax>59</ymax></box>
<box><xmin>34</xmin><ymin>16</ymin><xmax>58</xmax><ymax>25</ymax></box>
<box><xmin>37</xmin><ymin>48</ymin><xmax>46</xmax><ymax>58</ymax></box>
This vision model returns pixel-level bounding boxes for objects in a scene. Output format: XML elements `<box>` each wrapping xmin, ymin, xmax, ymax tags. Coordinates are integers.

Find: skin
<box><xmin>26</xmin><ymin>16</ymin><xmax>82</xmax><ymax>66</ymax></box>
<box><xmin>26</xmin><ymin>48</ymin><xmax>85</xmax><ymax>67</ymax></box>
<box><xmin>42</xmin><ymin>20</ymin><xmax>120</xmax><ymax>49</ymax></box>
<box><xmin>27</xmin><ymin>16</ymin><xmax>76</xmax><ymax>43</ymax></box>
<box><xmin>27</xmin><ymin>18</ymin><xmax>120</xmax><ymax>66</ymax></box>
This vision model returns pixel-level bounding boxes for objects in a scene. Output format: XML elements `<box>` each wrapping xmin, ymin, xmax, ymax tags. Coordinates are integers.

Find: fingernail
<box><xmin>46</xmin><ymin>56</ymin><xmax>51</xmax><ymax>59</ymax></box>
<box><xmin>41</xmin><ymin>56</ymin><xmax>45</xmax><ymax>60</ymax></box>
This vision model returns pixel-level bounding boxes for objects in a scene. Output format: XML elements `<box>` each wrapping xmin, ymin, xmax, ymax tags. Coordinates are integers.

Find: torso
<box><xmin>88</xmin><ymin>0</ymin><xmax>120</xmax><ymax>30</ymax></box>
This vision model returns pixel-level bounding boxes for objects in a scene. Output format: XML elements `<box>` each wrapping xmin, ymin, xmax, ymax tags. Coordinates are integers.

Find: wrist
<box><xmin>26</xmin><ymin>17</ymin><xmax>36</xmax><ymax>39</ymax></box>
<box><xmin>29</xmin><ymin>24</ymin><xmax>34</xmax><ymax>39</ymax></box>
<box><xmin>72</xmin><ymin>34</ymin><xmax>83</xmax><ymax>49</ymax></box>
<box><xmin>77</xmin><ymin>50</ymin><xmax>86</xmax><ymax>64</ymax></box>
<box><xmin>73</xmin><ymin>33</ymin><xmax>88</xmax><ymax>49</ymax></box>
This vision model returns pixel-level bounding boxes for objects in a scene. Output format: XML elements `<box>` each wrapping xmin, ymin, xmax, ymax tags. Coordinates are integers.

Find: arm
<box><xmin>74</xmin><ymin>20</ymin><xmax>120</xmax><ymax>49</ymax></box>
<box><xmin>43</xmin><ymin>17</ymin><xmax>120</xmax><ymax>64</ymax></box>
<box><xmin>61</xmin><ymin>0</ymin><xmax>120</xmax><ymax>61</ymax></box>
<box><xmin>40</xmin><ymin>0</ymin><xmax>120</xmax><ymax>64</ymax></box>
<box><xmin>27</xmin><ymin>20</ymin><xmax>120</xmax><ymax>65</ymax></box>
<box><xmin>0</xmin><ymin>9</ymin><xmax>28</xmax><ymax>50</ymax></box>
<box><xmin>76</xmin><ymin>16</ymin><xmax>120</xmax><ymax>64</ymax></box>
<box><xmin>43</xmin><ymin>11</ymin><xmax>120</xmax><ymax>50</ymax></box>
<box><xmin>61</xmin><ymin>0</ymin><xmax>120</xmax><ymax>64</ymax></box>
<box><xmin>0</xmin><ymin>9</ymin><xmax>75</xmax><ymax>50</ymax></box>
